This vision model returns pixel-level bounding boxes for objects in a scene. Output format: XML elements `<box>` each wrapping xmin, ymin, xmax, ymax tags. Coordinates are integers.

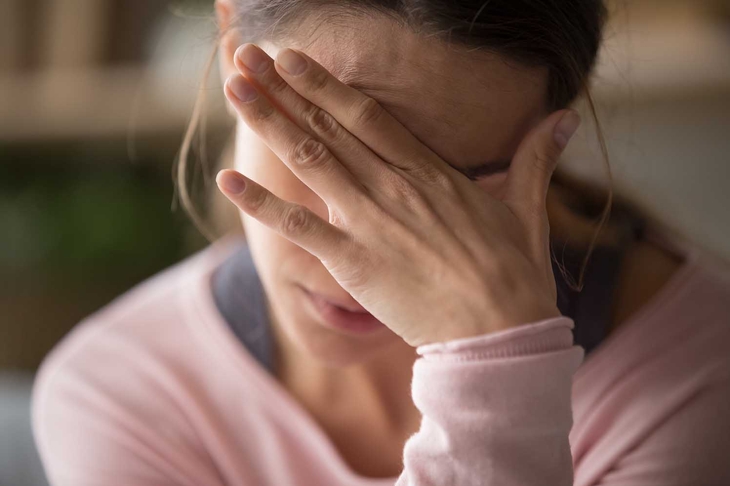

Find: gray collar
<box><xmin>211</xmin><ymin>244</ymin><xmax>274</xmax><ymax>372</ymax></box>
<box><xmin>211</xmin><ymin>213</ymin><xmax>643</xmax><ymax>370</ymax></box>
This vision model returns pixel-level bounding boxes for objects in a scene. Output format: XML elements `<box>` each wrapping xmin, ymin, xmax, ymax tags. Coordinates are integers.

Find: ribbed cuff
<box><xmin>415</xmin><ymin>316</ymin><xmax>575</xmax><ymax>362</ymax></box>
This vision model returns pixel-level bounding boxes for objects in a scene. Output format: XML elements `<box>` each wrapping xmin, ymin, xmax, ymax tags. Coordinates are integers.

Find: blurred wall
<box><xmin>564</xmin><ymin>0</ymin><xmax>730</xmax><ymax>262</ymax></box>
<box><xmin>0</xmin><ymin>0</ymin><xmax>231</xmax><ymax>370</ymax></box>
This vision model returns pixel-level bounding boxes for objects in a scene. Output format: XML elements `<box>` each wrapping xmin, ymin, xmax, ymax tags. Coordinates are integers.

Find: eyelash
<box><xmin>462</xmin><ymin>163</ymin><xmax>511</xmax><ymax>182</ymax></box>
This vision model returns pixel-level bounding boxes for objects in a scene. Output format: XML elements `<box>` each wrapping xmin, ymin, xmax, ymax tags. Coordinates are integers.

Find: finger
<box><xmin>506</xmin><ymin>109</ymin><xmax>581</xmax><ymax>223</ymax></box>
<box><xmin>273</xmin><ymin>47</ymin><xmax>450</xmax><ymax>179</ymax></box>
<box><xmin>224</xmin><ymin>72</ymin><xmax>371</xmax><ymax>213</ymax></box>
<box><xmin>233</xmin><ymin>43</ymin><xmax>390</xmax><ymax>186</ymax></box>
<box><xmin>216</xmin><ymin>169</ymin><xmax>350</xmax><ymax>261</ymax></box>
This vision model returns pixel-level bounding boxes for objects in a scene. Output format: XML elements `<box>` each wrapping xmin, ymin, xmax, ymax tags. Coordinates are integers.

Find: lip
<box><xmin>304</xmin><ymin>287</ymin><xmax>369</xmax><ymax>313</ymax></box>
<box><xmin>297</xmin><ymin>285</ymin><xmax>387</xmax><ymax>335</ymax></box>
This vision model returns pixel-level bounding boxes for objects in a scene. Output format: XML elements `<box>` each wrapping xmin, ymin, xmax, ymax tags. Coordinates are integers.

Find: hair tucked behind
<box><xmin>176</xmin><ymin>0</ymin><xmax>614</xmax><ymax>291</ymax></box>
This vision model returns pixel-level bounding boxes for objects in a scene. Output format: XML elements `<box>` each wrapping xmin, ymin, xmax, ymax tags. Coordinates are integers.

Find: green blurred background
<box><xmin>1</xmin><ymin>3</ymin><xmax>235</xmax><ymax>481</ymax></box>
<box><xmin>0</xmin><ymin>0</ymin><xmax>235</xmax><ymax>372</ymax></box>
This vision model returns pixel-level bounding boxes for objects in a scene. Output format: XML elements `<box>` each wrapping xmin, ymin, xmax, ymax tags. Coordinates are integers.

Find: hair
<box><xmin>175</xmin><ymin>0</ymin><xmax>614</xmax><ymax>292</ymax></box>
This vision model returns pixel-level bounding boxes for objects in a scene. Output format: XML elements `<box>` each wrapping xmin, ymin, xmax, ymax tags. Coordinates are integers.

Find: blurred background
<box><xmin>1</xmin><ymin>0</ymin><xmax>729</xmax><ymax>484</ymax></box>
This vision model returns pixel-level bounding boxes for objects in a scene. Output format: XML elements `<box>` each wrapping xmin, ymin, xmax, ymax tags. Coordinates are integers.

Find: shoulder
<box><xmin>31</xmin><ymin>236</ymin><xmax>244</xmax><ymax>484</ymax></box>
<box><xmin>581</xmin><ymin>228</ymin><xmax>730</xmax><ymax>393</ymax></box>
<box><xmin>572</xmin><ymin>234</ymin><xmax>730</xmax><ymax>485</ymax></box>
<box><xmin>591</xmin><ymin>379</ymin><xmax>730</xmax><ymax>486</ymax></box>
<box><xmin>33</xmin><ymin>236</ymin><xmax>235</xmax><ymax>390</ymax></box>
<box><xmin>606</xmin><ymin>226</ymin><xmax>730</xmax><ymax>374</ymax></box>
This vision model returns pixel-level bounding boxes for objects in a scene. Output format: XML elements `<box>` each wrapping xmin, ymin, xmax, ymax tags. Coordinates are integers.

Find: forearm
<box><xmin>397</xmin><ymin>316</ymin><xmax>584</xmax><ymax>486</ymax></box>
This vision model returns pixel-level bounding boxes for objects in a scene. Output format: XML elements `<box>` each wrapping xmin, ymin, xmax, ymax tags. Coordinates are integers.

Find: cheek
<box><xmin>233</xmin><ymin>135</ymin><xmax>329</xmax><ymax>226</ymax></box>
<box><xmin>234</xmin><ymin>136</ymin><xmax>314</xmax><ymax>202</ymax></box>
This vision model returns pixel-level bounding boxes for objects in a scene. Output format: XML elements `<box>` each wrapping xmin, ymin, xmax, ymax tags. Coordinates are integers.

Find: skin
<box><xmin>214</xmin><ymin>1</ymin><xmax>684</xmax><ymax>478</ymax></box>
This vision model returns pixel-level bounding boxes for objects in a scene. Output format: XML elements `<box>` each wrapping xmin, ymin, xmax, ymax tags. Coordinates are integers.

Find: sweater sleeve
<box><xmin>396</xmin><ymin>316</ymin><xmax>584</xmax><ymax>486</ymax></box>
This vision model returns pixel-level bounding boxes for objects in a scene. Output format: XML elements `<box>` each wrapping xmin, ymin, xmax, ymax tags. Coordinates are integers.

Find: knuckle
<box><xmin>409</xmin><ymin>163</ymin><xmax>453</xmax><ymax>190</ymax></box>
<box><xmin>281</xmin><ymin>206</ymin><xmax>310</xmax><ymax>235</ymax></box>
<box><xmin>427</xmin><ymin>167</ymin><xmax>454</xmax><ymax>190</ymax></box>
<box><xmin>350</xmin><ymin>97</ymin><xmax>383</xmax><ymax>130</ymax></box>
<box><xmin>531</xmin><ymin>146</ymin><xmax>559</xmax><ymax>175</ymax></box>
<box><xmin>291</xmin><ymin>138</ymin><xmax>330</xmax><ymax>168</ymax></box>
<box><xmin>305</xmin><ymin>106</ymin><xmax>339</xmax><ymax>141</ymax></box>
<box><xmin>244</xmin><ymin>185</ymin><xmax>269</xmax><ymax>213</ymax></box>
<box><xmin>248</xmin><ymin>101</ymin><xmax>276</xmax><ymax>124</ymax></box>
<box><xmin>305</xmin><ymin>68</ymin><xmax>329</xmax><ymax>93</ymax></box>
<box><xmin>441</xmin><ymin>173</ymin><xmax>460</xmax><ymax>194</ymax></box>
<box><xmin>387</xmin><ymin>173</ymin><xmax>422</xmax><ymax>205</ymax></box>
<box><xmin>266</xmin><ymin>75</ymin><xmax>290</xmax><ymax>97</ymax></box>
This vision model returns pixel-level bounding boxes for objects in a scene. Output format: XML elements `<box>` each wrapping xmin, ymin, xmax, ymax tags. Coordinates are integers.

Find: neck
<box><xmin>268</xmin><ymin>297</ymin><xmax>421</xmax><ymax>436</ymax></box>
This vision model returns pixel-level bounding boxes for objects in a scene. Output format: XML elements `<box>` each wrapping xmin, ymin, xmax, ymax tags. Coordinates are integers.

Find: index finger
<box><xmin>274</xmin><ymin>47</ymin><xmax>448</xmax><ymax>176</ymax></box>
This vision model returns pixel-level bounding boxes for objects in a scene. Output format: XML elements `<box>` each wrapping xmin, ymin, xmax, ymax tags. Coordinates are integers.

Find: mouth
<box><xmin>301</xmin><ymin>287</ymin><xmax>370</xmax><ymax>314</ymax></box>
<box><xmin>297</xmin><ymin>285</ymin><xmax>387</xmax><ymax>335</ymax></box>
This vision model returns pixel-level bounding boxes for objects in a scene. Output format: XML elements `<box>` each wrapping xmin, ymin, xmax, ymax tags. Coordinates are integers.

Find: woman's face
<box><xmin>225</xmin><ymin>14</ymin><xmax>549</xmax><ymax>366</ymax></box>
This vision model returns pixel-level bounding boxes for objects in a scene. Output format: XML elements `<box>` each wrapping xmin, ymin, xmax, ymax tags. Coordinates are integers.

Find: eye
<box><xmin>460</xmin><ymin>159</ymin><xmax>512</xmax><ymax>181</ymax></box>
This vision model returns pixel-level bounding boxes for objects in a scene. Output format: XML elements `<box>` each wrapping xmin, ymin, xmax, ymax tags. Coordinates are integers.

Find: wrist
<box><xmin>421</xmin><ymin>302</ymin><xmax>562</xmax><ymax>346</ymax></box>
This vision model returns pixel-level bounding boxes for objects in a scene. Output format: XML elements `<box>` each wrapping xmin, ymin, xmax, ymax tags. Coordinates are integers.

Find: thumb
<box><xmin>505</xmin><ymin>109</ymin><xmax>581</xmax><ymax>220</ymax></box>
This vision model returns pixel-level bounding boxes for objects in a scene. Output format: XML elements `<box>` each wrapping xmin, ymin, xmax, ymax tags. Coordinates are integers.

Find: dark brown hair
<box><xmin>177</xmin><ymin>0</ymin><xmax>613</xmax><ymax>291</ymax></box>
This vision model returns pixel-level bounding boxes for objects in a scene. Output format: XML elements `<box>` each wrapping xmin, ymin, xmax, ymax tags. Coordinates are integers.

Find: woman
<box><xmin>32</xmin><ymin>0</ymin><xmax>730</xmax><ymax>484</ymax></box>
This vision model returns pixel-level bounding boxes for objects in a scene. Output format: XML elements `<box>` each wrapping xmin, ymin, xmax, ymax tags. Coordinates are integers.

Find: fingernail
<box><xmin>217</xmin><ymin>170</ymin><xmax>246</xmax><ymax>194</ymax></box>
<box><xmin>554</xmin><ymin>110</ymin><xmax>581</xmax><ymax>150</ymax></box>
<box><xmin>238</xmin><ymin>43</ymin><xmax>268</xmax><ymax>73</ymax></box>
<box><xmin>277</xmin><ymin>48</ymin><xmax>307</xmax><ymax>76</ymax></box>
<box><xmin>227</xmin><ymin>75</ymin><xmax>258</xmax><ymax>102</ymax></box>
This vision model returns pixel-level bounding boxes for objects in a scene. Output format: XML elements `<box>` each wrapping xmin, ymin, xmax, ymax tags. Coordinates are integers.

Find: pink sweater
<box><xmin>32</xmin><ymin>232</ymin><xmax>730</xmax><ymax>485</ymax></box>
